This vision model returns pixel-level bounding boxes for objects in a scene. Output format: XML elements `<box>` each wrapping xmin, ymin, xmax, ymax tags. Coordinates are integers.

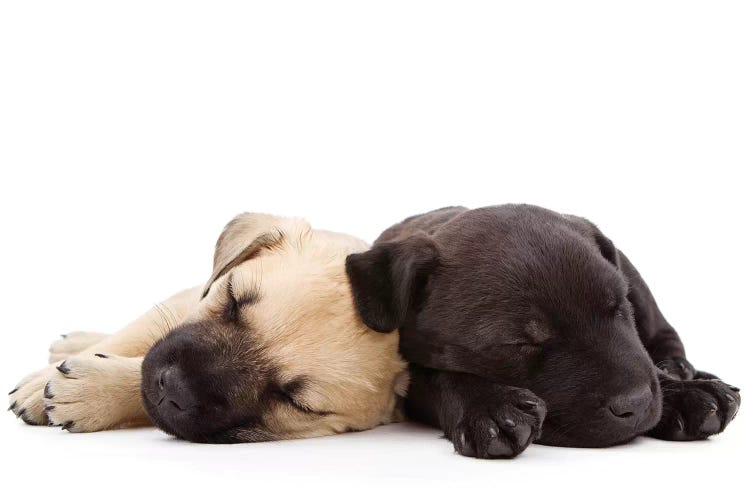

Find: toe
<box><xmin>486</xmin><ymin>435</ymin><xmax>514</xmax><ymax>457</ymax></box>
<box><xmin>451</xmin><ymin>426</ymin><xmax>476</xmax><ymax>457</ymax></box>
<box><xmin>699</xmin><ymin>406</ymin><xmax>721</xmax><ymax>436</ymax></box>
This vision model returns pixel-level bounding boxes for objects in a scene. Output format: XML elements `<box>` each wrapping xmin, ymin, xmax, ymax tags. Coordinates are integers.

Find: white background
<box><xmin>1</xmin><ymin>1</ymin><xmax>747</xmax><ymax>498</ymax></box>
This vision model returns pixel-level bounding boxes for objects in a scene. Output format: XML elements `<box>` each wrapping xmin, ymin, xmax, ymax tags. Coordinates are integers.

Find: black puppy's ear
<box><xmin>592</xmin><ymin>230</ymin><xmax>620</xmax><ymax>268</ymax></box>
<box><xmin>345</xmin><ymin>233</ymin><xmax>439</xmax><ymax>333</ymax></box>
<box><xmin>565</xmin><ymin>214</ymin><xmax>620</xmax><ymax>268</ymax></box>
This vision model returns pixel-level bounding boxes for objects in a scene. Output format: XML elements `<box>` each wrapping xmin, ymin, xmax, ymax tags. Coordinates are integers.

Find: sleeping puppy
<box><xmin>9</xmin><ymin>213</ymin><xmax>408</xmax><ymax>443</ymax></box>
<box><xmin>346</xmin><ymin>205</ymin><xmax>741</xmax><ymax>458</ymax></box>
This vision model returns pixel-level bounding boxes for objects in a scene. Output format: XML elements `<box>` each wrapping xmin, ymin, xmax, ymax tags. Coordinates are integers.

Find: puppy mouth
<box><xmin>141</xmin><ymin>376</ymin><xmax>274</xmax><ymax>444</ymax></box>
<box><xmin>537</xmin><ymin>379</ymin><xmax>663</xmax><ymax>448</ymax></box>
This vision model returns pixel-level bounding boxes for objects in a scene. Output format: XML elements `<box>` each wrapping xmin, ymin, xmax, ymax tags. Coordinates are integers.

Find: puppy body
<box><xmin>346</xmin><ymin>205</ymin><xmax>740</xmax><ymax>458</ymax></box>
<box><xmin>10</xmin><ymin>214</ymin><xmax>408</xmax><ymax>442</ymax></box>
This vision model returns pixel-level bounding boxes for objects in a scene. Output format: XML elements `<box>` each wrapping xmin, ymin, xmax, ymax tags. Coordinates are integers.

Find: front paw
<box><xmin>44</xmin><ymin>354</ymin><xmax>145</xmax><ymax>432</ymax></box>
<box><xmin>8</xmin><ymin>365</ymin><xmax>59</xmax><ymax>426</ymax></box>
<box><xmin>648</xmin><ymin>378</ymin><xmax>740</xmax><ymax>441</ymax></box>
<box><xmin>450</xmin><ymin>388</ymin><xmax>546</xmax><ymax>459</ymax></box>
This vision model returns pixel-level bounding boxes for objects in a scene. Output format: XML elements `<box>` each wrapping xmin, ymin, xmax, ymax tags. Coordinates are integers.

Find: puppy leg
<box><xmin>406</xmin><ymin>365</ymin><xmax>546</xmax><ymax>459</ymax></box>
<box><xmin>49</xmin><ymin>332</ymin><xmax>110</xmax><ymax>363</ymax></box>
<box><xmin>9</xmin><ymin>287</ymin><xmax>200</xmax><ymax>427</ymax></box>
<box><xmin>617</xmin><ymin>252</ymin><xmax>741</xmax><ymax>438</ymax></box>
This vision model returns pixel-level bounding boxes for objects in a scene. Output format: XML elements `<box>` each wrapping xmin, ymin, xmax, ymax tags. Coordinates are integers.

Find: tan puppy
<box><xmin>9</xmin><ymin>213</ymin><xmax>408</xmax><ymax>443</ymax></box>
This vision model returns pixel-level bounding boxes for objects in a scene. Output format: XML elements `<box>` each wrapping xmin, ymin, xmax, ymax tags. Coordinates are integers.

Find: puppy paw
<box><xmin>450</xmin><ymin>389</ymin><xmax>546</xmax><ymax>459</ymax></box>
<box><xmin>48</xmin><ymin>331</ymin><xmax>109</xmax><ymax>363</ymax></box>
<box><xmin>8</xmin><ymin>365</ymin><xmax>59</xmax><ymax>426</ymax></box>
<box><xmin>648</xmin><ymin>378</ymin><xmax>740</xmax><ymax>441</ymax></box>
<box><xmin>44</xmin><ymin>354</ymin><xmax>146</xmax><ymax>432</ymax></box>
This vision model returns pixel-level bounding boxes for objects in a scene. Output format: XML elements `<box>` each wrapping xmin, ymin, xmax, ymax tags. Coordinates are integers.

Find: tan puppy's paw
<box><xmin>8</xmin><ymin>365</ymin><xmax>59</xmax><ymax>426</ymax></box>
<box><xmin>49</xmin><ymin>332</ymin><xmax>109</xmax><ymax>363</ymax></box>
<box><xmin>44</xmin><ymin>354</ymin><xmax>147</xmax><ymax>432</ymax></box>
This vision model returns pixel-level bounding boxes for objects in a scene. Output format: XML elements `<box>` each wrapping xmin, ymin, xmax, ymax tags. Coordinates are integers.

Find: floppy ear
<box><xmin>591</xmin><ymin>229</ymin><xmax>620</xmax><ymax>268</ymax></box>
<box><xmin>345</xmin><ymin>233</ymin><xmax>439</xmax><ymax>333</ymax></box>
<box><xmin>564</xmin><ymin>214</ymin><xmax>620</xmax><ymax>268</ymax></box>
<box><xmin>202</xmin><ymin>213</ymin><xmax>289</xmax><ymax>299</ymax></box>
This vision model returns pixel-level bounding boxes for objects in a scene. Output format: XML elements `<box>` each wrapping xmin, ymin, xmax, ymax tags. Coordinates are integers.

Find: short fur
<box><xmin>10</xmin><ymin>213</ymin><xmax>408</xmax><ymax>442</ymax></box>
<box><xmin>346</xmin><ymin>205</ymin><xmax>741</xmax><ymax>458</ymax></box>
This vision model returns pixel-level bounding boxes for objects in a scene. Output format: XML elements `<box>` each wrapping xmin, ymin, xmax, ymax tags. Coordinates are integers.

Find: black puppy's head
<box><xmin>346</xmin><ymin>205</ymin><xmax>661</xmax><ymax>447</ymax></box>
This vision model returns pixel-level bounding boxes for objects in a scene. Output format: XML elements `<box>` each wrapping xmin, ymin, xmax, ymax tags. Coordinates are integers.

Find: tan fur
<box><xmin>48</xmin><ymin>332</ymin><xmax>111</xmax><ymax>363</ymax></box>
<box><xmin>9</xmin><ymin>214</ymin><xmax>407</xmax><ymax>438</ymax></box>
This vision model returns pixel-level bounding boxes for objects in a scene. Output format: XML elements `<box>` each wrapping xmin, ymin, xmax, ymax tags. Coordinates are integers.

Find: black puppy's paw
<box><xmin>648</xmin><ymin>378</ymin><xmax>740</xmax><ymax>441</ymax></box>
<box><xmin>450</xmin><ymin>389</ymin><xmax>546</xmax><ymax>459</ymax></box>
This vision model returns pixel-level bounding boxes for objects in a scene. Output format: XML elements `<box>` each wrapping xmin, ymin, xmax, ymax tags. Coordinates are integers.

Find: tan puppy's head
<box><xmin>141</xmin><ymin>214</ymin><xmax>408</xmax><ymax>443</ymax></box>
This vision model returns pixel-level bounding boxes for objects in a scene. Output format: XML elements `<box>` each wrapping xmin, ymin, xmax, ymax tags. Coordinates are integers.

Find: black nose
<box><xmin>608</xmin><ymin>385</ymin><xmax>652</xmax><ymax>422</ymax></box>
<box><xmin>157</xmin><ymin>366</ymin><xmax>195</xmax><ymax>411</ymax></box>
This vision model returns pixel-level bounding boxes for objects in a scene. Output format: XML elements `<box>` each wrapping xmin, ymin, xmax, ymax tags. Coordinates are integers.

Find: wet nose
<box><xmin>608</xmin><ymin>385</ymin><xmax>652</xmax><ymax>422</ymax></box>
<box><xmin>158</xmin><ymin>366</ymin><xmax>194</xmax><ymax>411</ymax></box>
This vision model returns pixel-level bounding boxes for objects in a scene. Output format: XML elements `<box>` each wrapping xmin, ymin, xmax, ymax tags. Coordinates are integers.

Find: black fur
<box><xmin>346</xmin><ymin>204</ymin><xmax>740</xmax><ymax>458</ymax></box>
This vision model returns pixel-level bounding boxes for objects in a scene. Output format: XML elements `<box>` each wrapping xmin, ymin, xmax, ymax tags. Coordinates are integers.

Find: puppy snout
<box><xmin>607</xmin><ymin>385</ymin><xmax>652</xmax><ymax>423</ymax></box>
<box><xmin>157</xmin><ymin>366</ymin><xmax>194</xmax><ymax>411</ymax></box>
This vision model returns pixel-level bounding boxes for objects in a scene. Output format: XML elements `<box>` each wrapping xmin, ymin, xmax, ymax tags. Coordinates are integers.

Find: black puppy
<box><xmin>345</xmin><ymin>205</ymin><xmax>740</xmax><ymax>458</ymax></box>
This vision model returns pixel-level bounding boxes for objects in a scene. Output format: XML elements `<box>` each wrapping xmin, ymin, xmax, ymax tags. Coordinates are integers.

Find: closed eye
<box><xmin>273</xmin><ymin>389</ymin><xmax>332</xmax><ymax>417</ymax></box>
<box><xmin>223</xmin><ymin>280</ymin><xmax>240</xmax><ymax>322</ymax></box>
<box><xmin>222</xmin><ymin>275</ymin><xmax>261</xmax><ymax>322</ymax></box>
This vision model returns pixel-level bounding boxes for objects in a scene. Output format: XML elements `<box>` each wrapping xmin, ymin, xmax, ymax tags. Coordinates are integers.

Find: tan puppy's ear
<box><xmin>202</xmin><ymin>213</ymin><xmax>288</xmax><ymax>299</ymax></box>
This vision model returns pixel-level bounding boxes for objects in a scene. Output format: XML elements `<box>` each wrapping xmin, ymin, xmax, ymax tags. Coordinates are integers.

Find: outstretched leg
<box><xmin>405</xmin><ymin>365</ymin><xmax>546</xmax><ymax>459</ymax></box>
<box><xmin>9</xmin><ymin>287</ymin><xmax>200</xmax><ymax>430</ymax></box>
<box><xmin>48</xmin><ymin>331</ymin><xmax>110</xmax><ymax>363</ymax></box>
<box><xmin>618</xmin><ymin>252</ymin><xmax>740</xmax><ymax>440</ymax></box>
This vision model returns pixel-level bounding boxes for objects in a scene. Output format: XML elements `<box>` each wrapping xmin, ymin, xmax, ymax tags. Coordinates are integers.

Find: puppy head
<box><xmin>346</xmin><ymin>205</ymin><xmax>661</xmax><ymax>447</ymax></box>
<box><xmin>141</xmin><ymin>214</ymin><xmax>408</xmax><ymax>443</ymax></box>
